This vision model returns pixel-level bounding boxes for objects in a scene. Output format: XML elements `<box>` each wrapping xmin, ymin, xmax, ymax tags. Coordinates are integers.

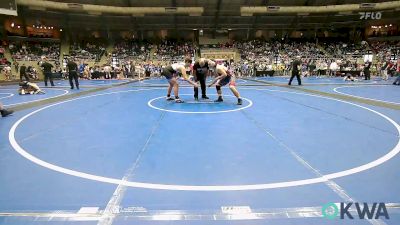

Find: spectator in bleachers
<box><xmin>113</xmin><ymin>40</ymin><xmax>151</xmax><ymax>61</ymax></box>
<box><xmin>2</xmin><ymin>64</ymin><xmax>12</xmax><ymax>80</ymax></box>
<box><xmin>154</xmin><ymin>40</ymin><xmax>194</xmax><ymax>62</ymax></box>
<box><xmin>70</xmin><ymin>39</ymin><xmax>107</xmax><ymax>61</ymax></box>
<box><xmin>9</xmin><ymin>41</ymin><xmax>60</xmax><ymax>62</ymax></box>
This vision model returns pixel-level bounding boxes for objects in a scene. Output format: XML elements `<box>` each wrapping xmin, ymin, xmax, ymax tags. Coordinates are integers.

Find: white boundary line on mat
<box><xmin>333</xmin><ymin>85</ymin><xmax>400</xmax><ymax>105</ymax></box>
<box><xmin>8</xmin><ymin>88</ymin><xmax>400</xmax><ymax>191</ymax></box>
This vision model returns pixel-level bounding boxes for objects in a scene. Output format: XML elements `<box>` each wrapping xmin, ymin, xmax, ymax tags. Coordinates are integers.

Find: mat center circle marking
<box><xmin>148</xmin><ymin>94</ymin><xmax>253</xmax><ymax>114</ymax></box>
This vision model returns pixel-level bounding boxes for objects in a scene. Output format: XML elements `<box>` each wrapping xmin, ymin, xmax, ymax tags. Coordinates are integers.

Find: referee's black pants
<box><xmin>20</xmin><ymin>72</ymin><xmax>29</xmax><ymax>82</ymax></box>
<box><xmin>194</xmin><ymin>73</ymin><xmax>207</xmax><ymax>98</ymax></box>
<box><xmin>288</xmin><ymin>70</ymin><xmax>302</xmax><ymax>85</ymax></box>
<box><xmin>69</xmin><ymin>71</ymin><xmax>79</xmax><ymax>89</ymax></box>
<box><xmin>364</xmin><ymin>71</ymin><xmax>370</xmax><ymax>80</ymax></box>
<box><xmin>44</xmin><ymin>72</ymin><xmax>54</xmax><ymax>86</ymax></box>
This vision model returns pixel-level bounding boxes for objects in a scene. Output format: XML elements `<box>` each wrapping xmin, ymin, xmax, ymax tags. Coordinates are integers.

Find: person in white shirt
<box><xmin>103</xmin><ymin>65</ymin><xmax>111</xmax><ymax>79</ymax></box>
<box><xmin>135</xmin><ymin>64</ymin><xmax>143</xmax><ymax>79</ymax></box>
<box><xmin>380</xmin><ymin>59</ymin><xmax>390</xmax><ymax>81</ymax></box>
<box><xmin>329</xmin><ymin>61</ymin><xmax>338</xmax><ymax>76</ymax></box>
<box><xmin>3</xmin><ymin>65</ymin><xmax>12</xmax><ymax>80</ymax></box>
<box><xmin>161</xmin><ymin>57</ymin><xmax>198</xmax><ymax>103</ymax></box>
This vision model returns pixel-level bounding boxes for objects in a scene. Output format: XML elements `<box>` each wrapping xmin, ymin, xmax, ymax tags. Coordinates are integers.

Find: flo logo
<box><xmin>359</xmin><ymin>12</ymin><xmax>382</xmax><ymax>20</ymax></box>
<box><xmin>322</xmin><ymin>202</ymin><xmax>389</xmax><ymax>220</ymax></box>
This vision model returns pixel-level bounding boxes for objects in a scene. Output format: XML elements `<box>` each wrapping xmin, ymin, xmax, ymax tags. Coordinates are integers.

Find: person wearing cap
<box><xmin>66</xmin><ymin>58</ymin><xmax>79</xmax><ymax>89</ymax></box>
<box><xmin>192</xmin><ymin>58</ymin><xmax>215</xmax><ymax>100</ymax></box>
<box><xmin>288</xmin><ymin>56</ymin><xmax>302</xmax><ymax>86</ymax></box>
<box><xmin>40</xmin><ymin>57</ymin><xmax>54</xmax><ymax>86</ymax></box>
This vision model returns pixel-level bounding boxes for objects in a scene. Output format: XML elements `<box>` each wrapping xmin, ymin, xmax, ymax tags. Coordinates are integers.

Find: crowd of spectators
<box><xmin>1</xmin><ymin>38</ymin><xmax>399</xmax><ymax>81</ymax></box>
<box><xmin>110</xmin><ymin>39</ymin><xmax>196</xmax><ymax>64</ymax></box>
<box><xmin>70</xmin><ymin>40</ymin><xmax>106</xmax><ymax>61</ymax></box>
<box><xmin>65</xmin><ymin>60</ymin><xmax>167</xmax><ymax>80</ymax></box>
<box><xmin>223</xmin><ymin>39</ymin><xmax>399</xmax><ymax>78</ymax></box>
<box><xmin>0</xmin><ymin>47</ymin><xmax>9</xmax><ymax>65</ymax></box>
<box><xmin>229</xmin><ymin>40</ymin><xmax>330</xmax><ymax>76</ymax></box>
<box><xmin>370</xmin><ymin>41</ymin><xmax>400</xmax><ymax>61</ymax></box>
<box><xmin>113</xmin><ymin>40</ymin><xmax>152</xmax><ymax>61</ymax></box>
<box><xmin>153</xmin><ymin>40</ymin><xmax>195</xmax><ymax>61</ymax></box>
<box><xmin>200</xmin><ymin>42</ymin><xmax>234</xmax><ymax>49</ymax></box>
<box><xmin>116</xmin><ymin>60</ymin><xmax>167</xmax><ymax>78</ymax></box>
<box><xmin>9</xmin><ymin>40</ymin><xmax>60</xmax><ymax>61</ymax></box>
<box><xmin>323</xmin><ymin>41</ymin><xmax>368</xmax><ymax>60</ymax></box>
<box><xmin>234</xmin><ymin>40</ymin><xmax>325</xmax><ymax>62</ymax></box>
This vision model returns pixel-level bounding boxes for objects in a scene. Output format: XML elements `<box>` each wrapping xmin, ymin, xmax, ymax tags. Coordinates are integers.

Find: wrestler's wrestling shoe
<box><xmin>1</xmin><ymin>109</ymin><xmax>14</xmax><ymax>117</ymax></box>
<box><xmin>214</xmin><ymin>96</ymin><xmax>223</xmax><ymax>102</ymax></box>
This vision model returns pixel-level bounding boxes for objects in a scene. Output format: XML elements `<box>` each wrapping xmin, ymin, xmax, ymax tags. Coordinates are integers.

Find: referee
<box><xmin>19</xmin><ymin>63</ymin><xmax>29</xmax><ymax>81</ymax></box>
<box><xmin>66</xmin><ymin>58</ymin><xmax>79</xmax><ymax>89</ymax></box>
<box><xmin>41</xmin><ymin>57</ymin><xmax>54</xmax><ymax>87</ymax></box>
<box><xmin>288</xmin><ymin>56</ymin><xmax>302</xmax><ymax>86</ymax></box>
<box><xmin>193</xmin><ymin>58</ymin><xmax>215</xmax><ymax>100</ymax></box>
<box><xmin>364</xmin><ymin>60</ymin><xmax>372</xmax><ymax>80</ymax></box>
